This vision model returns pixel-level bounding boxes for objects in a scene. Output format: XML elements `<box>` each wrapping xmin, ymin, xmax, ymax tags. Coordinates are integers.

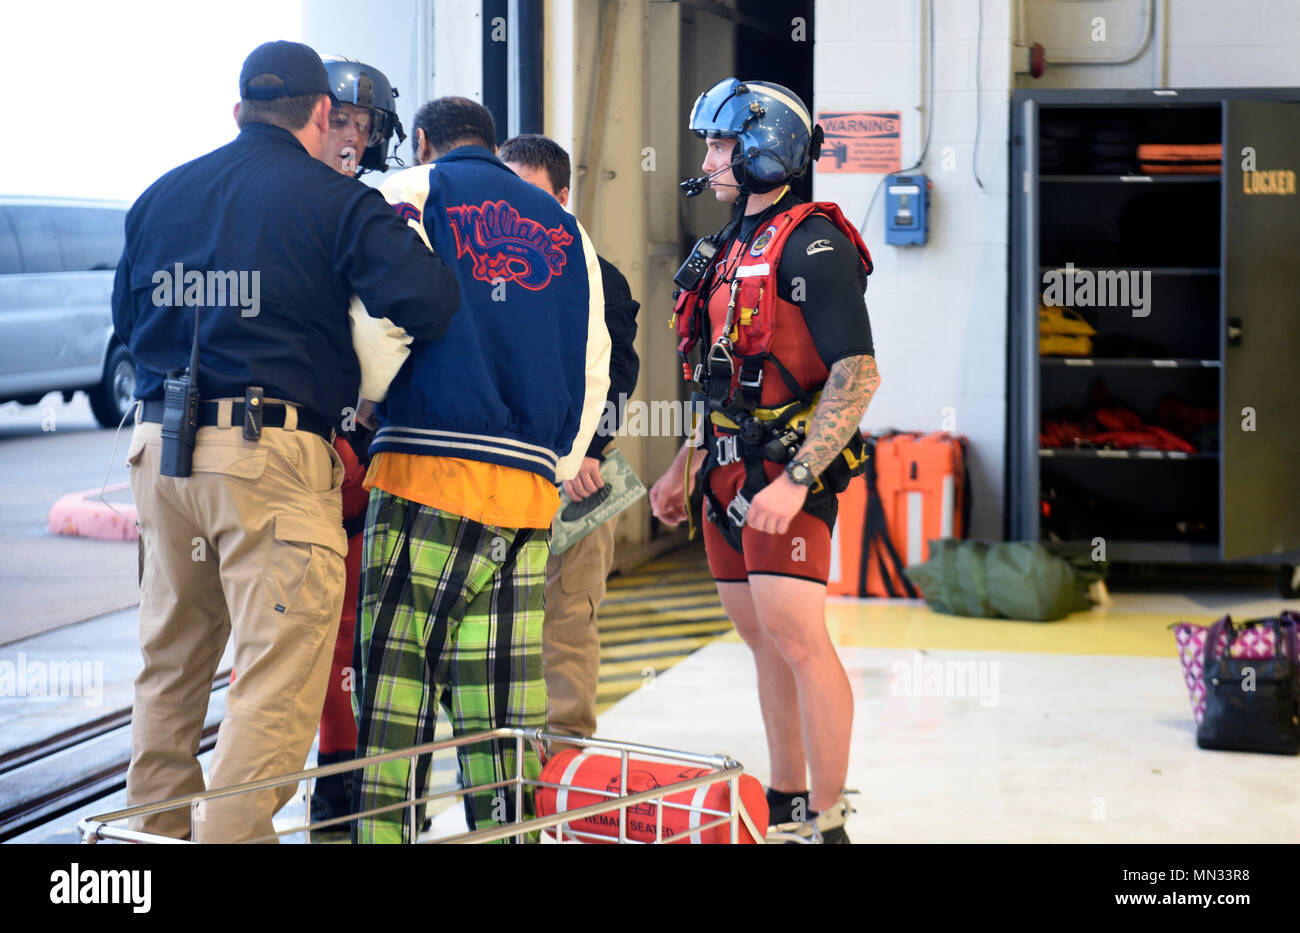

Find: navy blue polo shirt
<box><xmin>112</xmin><ymin>121</ymin><xmax>459</xmax><ymax>427</ymax></box>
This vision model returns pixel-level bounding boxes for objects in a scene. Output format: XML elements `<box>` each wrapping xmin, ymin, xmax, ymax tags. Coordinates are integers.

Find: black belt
<box><xmin>139</xmin><ymin>399</ymin><xmax>334</xmax><ymax>444</ymax></box>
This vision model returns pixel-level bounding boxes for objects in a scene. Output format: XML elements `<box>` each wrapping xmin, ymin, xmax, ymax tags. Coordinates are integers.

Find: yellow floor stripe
<box><xmin>600</xmin><ymin>620</ymin><xmax>733</xmax><ymax>646</ymax></box>
<box><xmin>622</xmin><ymin>554</ymin><xmax>712</xmax><ymax>571</ymax></box>
<box><xmin>823</xmin><ymin>601</ymin><xmax>1186</xmax><ymax>657</ymax></box>
<box><xmin>594</xmin><ymin>549</ymin><xmax>1279</xmax><ymax>713</ymax></box>
<box><xmin>603</xmin><ymin>582</ymin><xmax>717</xmax><ymax>602</ymax></box>
<box><xmin>599</xmin><ymin>635</ymin><xmax>720</xmax><ymax>661</ymax></box>
<box><xmin>592</xmin><ymin>546</ymin><xmax>728</xmax><ymax>709</ymax></box>
<box><xmin>598</xmin><ymin>658</ymin><xmax>685</xmax><ymax>678</ymax></box>
<box><xmin>601</xmin><ymin>544</ymin><xmax>1195</xmax><ymax>662</ymax></box>
<box><xmin>597</xmin><ymin>607</ymin><xmax>729</xmax><ymax>630</ymax></box>
<box><xmin>600</xmin><ymin>592</ymin><xmax>723</xmax><ymax>614</ymax></box>
<box><xmin>603</xmin><ymin>576</ymin><xmax>717</xmax><ymax>592</ymax></box>
<box><xmin>607</xmin><ymin>569</ymin><xmax>713</xmax><ymax>588</ymax></box>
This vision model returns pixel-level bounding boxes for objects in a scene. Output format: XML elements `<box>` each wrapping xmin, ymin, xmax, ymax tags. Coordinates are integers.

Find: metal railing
<box><xmin>78</xmin><ymin>728</ymin><xmax>766</xmax><ymax>845</ymax></box>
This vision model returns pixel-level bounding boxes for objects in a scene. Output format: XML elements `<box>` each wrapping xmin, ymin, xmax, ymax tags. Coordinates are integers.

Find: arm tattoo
<box><xmin>794</xmin><ymin>354</ymin><xmax>880</xmax><ymax>478</ymax></box>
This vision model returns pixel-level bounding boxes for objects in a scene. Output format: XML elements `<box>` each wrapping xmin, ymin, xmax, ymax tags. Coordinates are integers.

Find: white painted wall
<box><xmin>1019</xmin><ymin>0</ymin><xmax>1300</xmax><ymax>89</ymax></box>
<box><xmin>813</xmin><ymin>0</ymin><xmax>1014</xmax><ymax>540</ymax></box>
<box><xmin>544</xmin><ymin>0</ymin><xmax>578</xmax><ymax>160</ymax></box>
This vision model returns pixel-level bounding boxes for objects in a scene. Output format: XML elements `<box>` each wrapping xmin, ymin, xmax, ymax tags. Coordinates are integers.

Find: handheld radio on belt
<box><xmin>160</xmin><ymin>306</ymin><xmax>201</xmax><ymax>477</ymax></box>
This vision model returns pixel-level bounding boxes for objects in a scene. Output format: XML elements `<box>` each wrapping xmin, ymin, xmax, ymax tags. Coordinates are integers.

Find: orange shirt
<box><xmin>365</xmin><ymin>452</ymin><xmax>560</xmax><ymax>530</ymax></box>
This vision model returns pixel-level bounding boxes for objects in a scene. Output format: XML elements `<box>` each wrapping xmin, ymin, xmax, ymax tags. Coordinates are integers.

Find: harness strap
<box><xmin>756</xmin><ymin>351</ymin><xmax>814</xmax><ymax>408</ymax></box>
<box><xmin>860</xmin><ymin>438</ymin><xmax>917</xmax><ymax>599</ymax></box>
<box><xmin>701</xmin><ymin>392</ymin><xmax>823</xmax><ymax>552</ymax></box>
<box><xmin>699</xmin><ymin>430</ymin><xmax>744</xmax><ymax>553</ymax></box>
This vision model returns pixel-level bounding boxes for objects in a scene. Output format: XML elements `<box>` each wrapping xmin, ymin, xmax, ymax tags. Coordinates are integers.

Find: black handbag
<box><xmin>1197</xmin><ymin>613</ymin><xmax>1300</xmax><ymax>755</ymax></box>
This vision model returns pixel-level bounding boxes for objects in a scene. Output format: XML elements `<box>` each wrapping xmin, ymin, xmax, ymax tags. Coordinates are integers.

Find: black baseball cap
<box><xmin>239</xmin><ymin>40</ymin><xmax>339</xmax><ymax>104</ymax></box>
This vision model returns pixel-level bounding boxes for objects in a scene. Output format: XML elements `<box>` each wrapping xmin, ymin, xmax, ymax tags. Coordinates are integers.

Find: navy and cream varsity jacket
<box><xmin>371</xmin><ymin>146</ymin><xmax>610</xmax><ymax>483</ymax></box>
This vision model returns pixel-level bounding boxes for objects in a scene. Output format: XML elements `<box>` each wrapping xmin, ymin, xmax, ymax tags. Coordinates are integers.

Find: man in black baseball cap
<box><xmin>239</xmin><ymin>40</ymin><xmax>340</xmax><ymax>104</ymax></box>
<box><xmin>231</xmin><ymin>40</ymin><xmax>339</xmax><ymax>149</ymax></box>
<box><xmin>115</xmin><ymin>39</ymin><xmax>459</xmax><ymax>843</ymax></box>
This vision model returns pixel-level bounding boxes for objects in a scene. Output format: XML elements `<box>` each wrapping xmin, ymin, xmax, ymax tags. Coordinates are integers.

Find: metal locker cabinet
<box><xmin>1221</xmin><ymin>100</ymin><xmax>1300</xmax><ymax>560</ymax></box>
<box><xmin>1008</xmin><ymin>88</ymin><xmax>1300</xmax><ymax>587</ymax></box>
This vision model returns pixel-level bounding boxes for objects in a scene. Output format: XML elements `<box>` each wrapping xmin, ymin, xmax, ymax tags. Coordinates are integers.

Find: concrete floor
<box><xmin>596</xmin><ymin>592</ymin><xmax>1300</xmax><ymax>843</ymax></box>
<box><xmin>0</xmin><ymin>395</ymin><xmax>138</xmax><ymax>645</ymax></box>
<box><xmin>17</xmin><ymin>587</ymin><xmax>1300</xmax><ymax>845</ymax></box>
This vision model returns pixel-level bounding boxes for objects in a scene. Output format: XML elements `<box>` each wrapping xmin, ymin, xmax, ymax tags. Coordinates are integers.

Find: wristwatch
<box><xmin>785</xmin><ymin>459</ymin><xmax>816</xmax><ymax>487</ymax></box>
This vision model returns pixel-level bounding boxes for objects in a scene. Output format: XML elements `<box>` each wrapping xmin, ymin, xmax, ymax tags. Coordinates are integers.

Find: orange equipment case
<box><xmin>827</xmin><ymin>431</ymin><xmax>970</xmax><ymax>598</ymax></box>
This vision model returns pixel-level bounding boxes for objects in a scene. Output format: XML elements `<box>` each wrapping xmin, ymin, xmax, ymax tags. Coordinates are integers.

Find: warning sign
<box><xmin>816</xmin><ymin>111</ymin><xmax>901</xmax><ymax>174</ymax></box>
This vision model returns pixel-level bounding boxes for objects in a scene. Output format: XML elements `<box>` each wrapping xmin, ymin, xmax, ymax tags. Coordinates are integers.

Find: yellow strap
<box><xmin>841</xmin><ymin>443</ymin><xmax>869</xmax><ymax>472</ymax></box>
<box><xmin>708</xmin><ymin>392</ymin><xmax>821</xmax><ymax>431</ymax></box>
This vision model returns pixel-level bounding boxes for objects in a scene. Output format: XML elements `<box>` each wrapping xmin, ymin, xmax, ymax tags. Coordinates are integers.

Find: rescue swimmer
<box><xmin>649</xmin><ymin>77</ymin><xmax>882</xmax><ymax>844</ymax></box>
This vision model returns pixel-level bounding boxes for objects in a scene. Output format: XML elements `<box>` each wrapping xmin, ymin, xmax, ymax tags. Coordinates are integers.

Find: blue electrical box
<box><xmin>884</xmin><ymin>173</ymin><xmax>929</xmax><ymax>245</ymax></box>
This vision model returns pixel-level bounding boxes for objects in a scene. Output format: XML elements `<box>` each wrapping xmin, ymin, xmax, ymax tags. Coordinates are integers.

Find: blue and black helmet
<box><xmin>322</xmin><ymin>56</ymin><xmax>405</xmax><ymax>175</ymax></box>
<box><xmin>688</xmin><ymin>78</ymin><xmax>823</xmax><ymax>193</ymax></box>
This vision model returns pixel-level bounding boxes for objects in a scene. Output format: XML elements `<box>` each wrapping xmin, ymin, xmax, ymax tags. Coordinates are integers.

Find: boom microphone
<box><xmin>679</xmin><ymin>176</ymin><xmax>711</xmax><ymax>197</ymax></box>
<box><xmin>679</xmin><ymin>154</ymin><xmax>749</xmax><ymax>198</ymax></box>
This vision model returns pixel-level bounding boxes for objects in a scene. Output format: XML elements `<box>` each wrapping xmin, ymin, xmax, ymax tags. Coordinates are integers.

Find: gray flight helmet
<box><xmin>689</xmin><ymin>77</ymin><xmax>823</xmax><ymax>193</ymax></box>
<box><xmin>322</xmin><ymin>56</ymin><xmax>406</xmax><ymax>174</ymax></box>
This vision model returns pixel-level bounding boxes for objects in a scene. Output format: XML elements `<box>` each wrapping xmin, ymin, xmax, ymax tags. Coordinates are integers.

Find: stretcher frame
<box><xmin>77</xmin><ymin>727</ymin><xmax>768</xmax><ymax>845</ymax></box>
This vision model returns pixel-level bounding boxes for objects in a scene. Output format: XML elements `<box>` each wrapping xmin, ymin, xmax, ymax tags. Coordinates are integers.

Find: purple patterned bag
<box><xmin>1172</xmin><ymin>611</ymin><xmax>1300</xmax><ymax>725</ymax></box>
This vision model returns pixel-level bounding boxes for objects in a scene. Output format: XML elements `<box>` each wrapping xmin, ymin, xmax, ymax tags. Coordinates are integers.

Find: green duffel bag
<box><xmin>905</xmin><ymin>539</ymin><xmax>995</xmax><ymax>618</ymax></box>
<box><xmin>906</xmin><ymin>540</ymin><xmax>1102</xmax><ymax>622</ymax></box>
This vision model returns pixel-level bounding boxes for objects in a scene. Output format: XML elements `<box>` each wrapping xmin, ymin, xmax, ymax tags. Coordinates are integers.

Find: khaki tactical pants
<box><xmin>542</xmin><ymin>515</ymin><xmax>617</xmax><ymax>739</ymax></box>
<box><xmin>126</xmin><ymin>403</ymin><xmax>347</xmax><ymax>843</ymax></box>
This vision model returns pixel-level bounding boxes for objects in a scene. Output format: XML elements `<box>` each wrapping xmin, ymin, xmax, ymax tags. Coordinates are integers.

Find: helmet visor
<box><xmin>689</xmin><ymin>77</ymin><xmax>746</xmax><ymax>138</ymax></box>
<box><xmin>329</xmin><ymin>105</ymin><xmax>386</xmax><ymax>149</ymax></box>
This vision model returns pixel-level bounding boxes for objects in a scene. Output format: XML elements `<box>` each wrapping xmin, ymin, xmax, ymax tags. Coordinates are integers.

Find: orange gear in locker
<box><xmin>827</xmin><ymin>432</ymin><xmax>971</xmax><ymax>598</ymax></box>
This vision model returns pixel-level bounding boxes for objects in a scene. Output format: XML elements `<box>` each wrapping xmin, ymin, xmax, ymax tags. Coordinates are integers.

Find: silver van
<box><xmin>0</xmin><ymin>196</ymin><xmax>134</xmax><ymax>427</ymax></box>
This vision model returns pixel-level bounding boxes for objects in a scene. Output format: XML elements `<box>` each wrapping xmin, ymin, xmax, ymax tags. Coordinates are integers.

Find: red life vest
<box><xmin>672</xmin><ymin>200</ymin><xmax>873</xmax><ymax>410</ymax></box>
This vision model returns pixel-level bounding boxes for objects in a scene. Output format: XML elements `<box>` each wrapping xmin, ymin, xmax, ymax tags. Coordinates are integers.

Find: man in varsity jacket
<box><xmin>350</xmin><ymin>97</ymin><xmax>610</xmax><ymax>844</ymax></box>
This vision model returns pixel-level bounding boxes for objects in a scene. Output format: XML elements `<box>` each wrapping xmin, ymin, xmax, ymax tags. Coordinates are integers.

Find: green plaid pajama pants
<box><xmin>351</xmin><ymin>488</ymin><xmax>550</xmax><ymax>844</ymax></box>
